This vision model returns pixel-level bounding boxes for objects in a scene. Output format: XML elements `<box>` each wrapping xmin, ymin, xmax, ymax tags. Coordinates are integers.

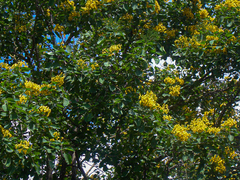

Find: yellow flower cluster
<box><xmin>159</xmin><ymin>104</ymin><xmax>169</xmax><ymax>114</ymax></box>
<box><xmin>183</xmin><ymin>7</ymin><xmax>194</xmax><ymax>19</ymax></box>
<box><xmin>17</xmin><ymin>94</ymin><xmax>27</xmax><ymax>104</ymax></box>
<box><xmin>77</xmin><ymin>59</ymin><xmax>87</xmax><ymax>69</ymax></box>
<box><xmin>139</xmin><ymin>91</ymin><xmax>159</xmax><ymax>110</ymax></box>
<box><xmin>50</xmin><ymin>131</ymin><xmax>61</xmax><ymax>141</ymax></box>
<box><xmin>38</xmin><ymin>106</ymin><xmax>51</xmax><ymax>117</ymax></box>
<box><xmin>225</xmin><ymin>147</ymin><xmax>237</xmax><ymax>159</ymax></box>
<box><xmin>0</xmin><ymin>61</ymin><xmax>28</xmax><ymax>70</ymax></box>
<box><xmin>25</xmin><ymin>81</ymin><xmax>54</xmax><ymax>96</ymax></box>
<box><xmin>59</xmin><ymin>0</ymin><xmax>75</xmax><ymax>10</ymax></box>
<box><xmin>187</xmin><ymin>110</ymin><xmax>221</xmax><ymax>135</ymax></box>
<box><xmin>169</xmin><ymin>85</ymin><xmax>181</xmax><ymax>96</ymax></box>
<box><xmin>0</xmin><ymin>125</ymin><xmax>12</xmax><ymax>138</ymax></box>
<box><xmin>17</xmin><ymin>25</ymin><xmax>27</xmax><ymax>33</ymax></box>
<box><xmin>104</xmin><ymin>0</ymin><xmax>115</xmax><ymax>2</ymax></box>
<box><xmin>154</xmin><ymin>23</ymin><xmax>167</xmax><ymax>33</ymax></box>
<box><xmin>68</xmin><ymin>11</ymin><xmax>80</xmax><ymax>21</ymax></box>
<box><xmin>125</xmin><ymin>86</ymin><xmax>137</xmax><ymax>94</ymax></box>
<box><xmin>175</xmin><ymin>36</ymin><xmax>201</xmax><ymax>48</ymax></box>
<box><xmin>82</xmin><ymin>0</ymin><xmax>100</xmax><ymax>12</ymax></box>
<box><xmin>120</xmin><ymin>13</ymin><xmax>133</xmax><ymax>21</ymax></box>
<box><xmin>25</xmin><ymin>81</ymin><xmax>42</xmax><ymax>96</ymax></box>
<box><xmin>163</xmin><ymin>115</ymin><xmax>172</xmax><ymax>121</ymax></box>
<box><xmin>46</xmin><ymin>9</ymin><xmax>50</xmax><ymax>16</ymax></box>
<box><xmin>172</xmin><ymin>124</ymin><xmax>191</xmax><ymax>141</ymax></box>
<box><xmin>165</xmin><ymin>29</ymin><xmax>176</xmax><ymax>39</ymax></box>
<box><xmin>215</xmin><ymin>0</ymin><xmax>240</xmax><ymax>10</ymax></box>
<box><xmin>221</xmin><ymin>118</ymin><xmax>237</xmax><ymax>129</ymax></box>
<box><xmin>103</xmin><ymin>44</ymin><xmax>122</xmax><ymax>56</ymax></box>
<box><xmin>199</xmin><ymin>9</ymin><xmax>209</xmax><ymax>19</ymax></box>
<box><xmin>54</xmin><ymin>24</ymin><xmax>65</xmax><ymax>34</ymax></box>
<box><xmin>210</xmin><ymin>155</ymin><xmax>226</xmax><ymax>174</ymax></box>
<box><xmin>91</xmin><ymin>62</ymin><xmax>99</xmax><ymax>70</ymax></box>
<box><xmin>164</xmin><ymin>77</ymin><xmax>175</xmax><ymax>84</ymax></box>
<box><xmin>51</xmin><ymin>73</ymin><xmax>65</xmax><ymax>87</ymax></box>
<box><xmin>15</xmin><ymin>140</ymin><xmax>30</xmax><ymax>154</ymax></box>
<box><xmin>206</xmin><ymin>35</ymin><xmax>219</xmax><ymax>41</ymax></box>
<box><xmin>153</xmin><ymin>0</ymin><xmax>161</xmax><ymax>14</ymax></box>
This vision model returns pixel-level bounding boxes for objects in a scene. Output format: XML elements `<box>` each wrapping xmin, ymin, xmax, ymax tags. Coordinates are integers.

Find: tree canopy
<box><xmin>1</xmin><ymin>0</ymin><xmax>240</xmax><ymax>179</ymax></box>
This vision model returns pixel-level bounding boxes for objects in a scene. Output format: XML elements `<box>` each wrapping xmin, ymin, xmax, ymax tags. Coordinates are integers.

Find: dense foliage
<box><xmin>0</xmin><ymin>0</ymin><xmax>240</xmax><ymax>179</ymax></box>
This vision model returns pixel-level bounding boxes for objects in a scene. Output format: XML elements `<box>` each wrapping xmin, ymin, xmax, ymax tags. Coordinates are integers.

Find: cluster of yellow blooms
<box><xmin>17</xmin><ymin>94</ymin><xmax>27</xmax><ymax>104</ymax></box>
<box><xmin>15</xmin><ymin>140</ymin><xmax>31</xmax><ymax>154</ymax></box>
<box><xmin>77</xmin><ymin>59</ymin><xmax>87</xmax><ymax>69</ymax></box>
<box><xmin>171</xmin><ymin>124</ymin><xmax>191</xmax><ymax>141</ymax></box>
<box><xmin>221</xmin><ymin>117</ymin><xmax>237</xmax><ymax>129</ymax></box>
<box><xmin>25</xmin><ymin>81</ymin><xmax>42</xmax><ymax>96</ymax></box>
<box><xmin>82</xmin><ymin>0</ymin><xmax>100</xmax><ymax>13</ymax></box>
<box><xmin>182</xmin><ymin>7</ymin><xmax>194</xmax><ymax>19</ymax></box>
<box><xmin>120</xmin><ymin>13</ymin><xmax>133</xmax><ymax>21</ymax></box>
<box><xmin>225</xmin><ymin>147</ymin><xmax>237</xmax><ymax>159</ymax></box>
<box><xmin>51</xmin><ymin>73</ymin><xmax>65</xmax><ymax>87</ymax></box>
<box><xmin>0</xmin><ymin>61</ymin><xmax>28</xmax><ymax>70</ymax></box>
<box><xmin>102</xmin><ymin>44</ymin><xmax>122</xmax><ymax>56</ymax></box>
<box><xmin>91</xmin><ymin>62</ymin><xmax>99</xmax><ymax>70</ymax></box>
<box><xmin>153</xmin><ymin>0</ymin><xmax>161</xmax><ymax>14</ymax></box>
<box><xmin>0</xmin><ymin>125</ymin><xmax>12</xmax><ymax>138</ymax></box>
<box><xmin>38</xmin><ymin>105</ymin><xmax>51</xmax><ymax>117</ymax></box>
<box><xmin>54</xmin><ymin>24</ymin><xmax>65</xmax><ymax>35</ymax></box>
<box><xmin>59</xmin><ymin>0</ymin><xmax>75</xmax><ymax>11</ymax></box>
<box><xmin>165</xmin><ymin>29</ymin><xmax>176</xmax><ymax>39</ymax></box>
<box><xmin>68</xmin><ymin>11</ymin><xmax>80</xmax><ymax>21</ymax></box>
<box><xmin>215</xmin><ymin>0</ymin><xmax>240</xmax><ymax>10</ymax></box>
<box><xmin>169</xmin><ymin>85</ymin><xmax>181</xmax><ymax>96</ymax></box>
<box><xmin>210</xmin><ymin>155</ymin><xmax>226</xmax><ymax>174</ymax></box>
<box><xmin>125</xmin><ymin>86</ymin><xmax>137</xmax><ymax>94</ymax></box>
<box><xmin>50</xmin><ymin>131</ymin><xmax>61</xmax><ymax>141</ymax></box>
<box><xmin>175</xmin><ymin>36</ymin><xmax>201</xmax><ymax>48</ymax></box>
<box><xmin>139</xmin><ymin>91</ymin><xmax>158</xmax><ymax>110</ymax></box>
<box><xmin>154</xmin><ymin>23</ymin><xmax>167</xmax><ymax>33</ymax></box>
<box><xmin>199</xmin><ymin>9</ymin><xmax>209</xmax><ymax>19</ymax></box>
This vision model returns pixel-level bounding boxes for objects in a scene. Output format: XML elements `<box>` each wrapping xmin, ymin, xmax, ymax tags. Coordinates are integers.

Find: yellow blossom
<box><xmin>0</xmin><ymin>125</ymin><xmax>12</xmax><ymax>138</ymax></box>
<box><xmin>15</xmin><ymin>140</ymin><xmax>30</xmax><ymax>154</ymax></box>
<box><xmin>164</xmin><ymin>77</ymin><xmax>175</xmax><ymax>85</ymax></box>
<box><xmin>172</xmin><ymin>124</ymin><xmax>191</xmax><ymax>141</ymax></box>
<box><xmin>17</xmin><ymin>94</ymin><xmax>27</xmax><ymax>104</ymax></box>
<box><xmin>169</xmin><ymin>85</ymin><xmax>181</xmax><ymax>96</ymax></box>
<box><xmin>183</xmin><ymin>7</ymin><xmax>194</xmax><ymax>19</ymax></box>
<box><xmin>225</xmin><ymin>147</ymin><xmax>237</xmax><ymax>159</ymax></box>
<box><xmin>51</xmin><ymin>73</ymin><xmax>65</xmax><ymax>87</ymax></box>
<box><xmin>139</xmin><ymin>91</ymin><xmax>159</xmax><ymax>110</ymax></box>
<box><xmin>38</xmin><ymin>106</ymin><xmax>51</xmax><ymax>117</ymax></box>
<box><xmin>210</xmin><ymin>155</ymin><xmax>226</xmax><ymax>174</ymax></box>
<box><xmin>154</xmin><ymin>23</ymin><xmax>167</xmax><ymax>33</ymax></box>
<box><xmin>153</xmin><ymin>0</ymin><xmax>160</xmax><ymax>14</ymax></box>
<box><xmin>221</xmin><ymin>118</ymin><xmax>237</xmax><ymax>129</ymax></box>
<box><xmin>199</xmin><ymin>9</ymin><xmax>209</xmax><ymax>19</ymax></box>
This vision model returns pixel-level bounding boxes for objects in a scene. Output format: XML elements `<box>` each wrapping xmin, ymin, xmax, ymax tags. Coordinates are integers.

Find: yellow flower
<box><xmin>38</xmin><ymin>106</ymin><xmax>51</xmax><ymax>117</ymax></box>
<box><xmin>221</xmin><ymin>118</ymin><xmax>237</xmax><ymax>129</ymax></box>
<box><xmin>210</xmin><ymin>155</ymin><xmax>226</xmax><ymax>174</ymax></box>
<box><xmin>164</xmin><ymin>77</ymin><xmax>175</xmax><ymax>85</ymax></box>
<box><xmin>154</xmin><ymin>23</ymin><xmax>167</xmax><ymax>33</ymax></box>
<box><xmin>0</xmin><ymin>125</ymin><xmax>12</xmax><ymax>138</ymax></box>
<box><xmin>153</xmin><ymin>0</ymin><xmax>160</xmax><ymax>14</ymax></box>
<box><xmin>51</xmin><ymin>73</ymin><xmax>65</xmax><ymax>87</ymax></box>
<box><xmin>17</xmin><ymin>94</ymin><xmax>27</xmax><ymax>104</ymax></box>
<box><xmin>139</xmin><ymin>91</ymin><xmax>159</xmax><ymax>110</ymax></box>
<box><xmin>183</xmin><ymin>7</ymin><xmax>194</xmax><ymax>19</ymax></box>
<box><xmin>172</xmin><ymin>124</ymin><xmax>191</xmax><ymax>141</ymax></box>
<box><xmin>199</xmin><ymin>9</ymin><xmax>209</xmax><ymax>19</ymax></box>
<box><xmin>15</xmin><ymin>140</ymin><xmax>30</xmax><ymax>155</ymax></box>
<box><xmin>169</xmin><ymin>85</ymin><xmax>181</xmax><ymax>96</ymax></box>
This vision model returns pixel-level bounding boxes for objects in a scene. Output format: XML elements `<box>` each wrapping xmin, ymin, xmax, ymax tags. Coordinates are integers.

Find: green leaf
<box><xmin>99</xmin><ymin>78</ymin><xmax>104</xmax><ymax>84</ymax></box>
<box><xmin>109</xmin><ymin>85</ymin><xmax>116</xmax><ymax>91</ymax></box>
<box><xmin>228</xmin><ymin>134</ymin><xmax>234</xmax><ymax>141</ymax></box>
<box><xmin>4</xmin><ymin>158</ymin><xmax>11</xmax><ymax>167</ymax></box>
<box><xmin>63</xmin><ymin>98</ymin><xmax>69</xmax><ymax>107</ymax></box>
<box><xmin>63</xmin><ymin>152</ymin><xmax>72</xmax><ymax>165</ymax></box>
<box><xmin>2</xmin><ymin>103</ymin><xmax>8</xmax><ymax>111</ymax></box>
<box><xmin>84</xmin><ymin>113</ymin><xmax>93</xmax><ymax>122</ymax></box>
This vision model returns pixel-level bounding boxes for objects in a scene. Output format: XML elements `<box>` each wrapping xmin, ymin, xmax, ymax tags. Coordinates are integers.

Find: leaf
<box><xmin>63</xmin><ymin>152</ymin><xmax>72</xmax><ymax>165</ymax></box>
<box><xmin>109</xmin><ymin>85</ymin><xmax>116</xmax><ymax>91</ymax></box>
<box><xmin>2</xmin><ymin>103</ymin><xmax>8</xmax><ymax>111</ymax></box>
<box><xmin>228</xmin><ymin>134</ymin><xmax>234</xmax><ymax>141</ymax></box>
<box><xmin>84</xmin><ymin>113</ymin><xmax>93</xmax><ymax>122</ymax></box>
<box><xmin>63</xmin><ymin>98</ymin><xmax>69</xmax><ymax>107</ymax></box>
<box><xmin>66</xmin><ymin>46</ymin><xmax>72</xmax><ymax>53</ymax></box>
<box><xmin>4</xmin><ymin>158</ymin><xmax>11</xmax><ymax>167</ymax></box>
<box><xmin>99</xmin><ymin>78</ymin><xmax>104</xmax><ymax>84</ymax></box>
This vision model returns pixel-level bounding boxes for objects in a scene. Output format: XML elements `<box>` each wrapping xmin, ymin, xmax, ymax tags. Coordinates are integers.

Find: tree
<box><xmin>0</xmin><ymin>0</ymin><xmax>240</xmax><ymax>179</ymax></box>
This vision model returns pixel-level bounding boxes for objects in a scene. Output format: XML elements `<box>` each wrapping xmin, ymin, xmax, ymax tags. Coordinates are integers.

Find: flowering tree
<box><xmin>0</xmin><ymin>0</ymin><xmax>240</xmax><ymax>179</ymax></box>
